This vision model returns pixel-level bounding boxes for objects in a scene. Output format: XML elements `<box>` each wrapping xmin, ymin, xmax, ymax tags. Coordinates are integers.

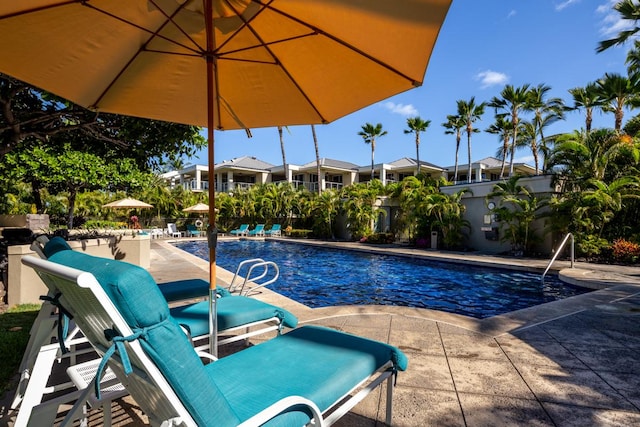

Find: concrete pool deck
<box><xmin>5</xmin><ymin>237</ymin><xmax>640</xmax><ymax>426</ymax></box>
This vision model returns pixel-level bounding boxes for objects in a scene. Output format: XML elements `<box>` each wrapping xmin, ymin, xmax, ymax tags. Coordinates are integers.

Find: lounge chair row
<box><xmin>230</xmin><ymin>223</ymin><xmax>281</xmax><ymax>237</ymax></box>
<box><xmin>15</xmin><ymin>237</ymin><xmax>408</xmax><ymax>426</ymax></box>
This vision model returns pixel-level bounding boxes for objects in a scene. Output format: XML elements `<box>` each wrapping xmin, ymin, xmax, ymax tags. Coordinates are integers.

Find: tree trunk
<box><xmin>370</xmin><ymin>140</ymin><xmax>376</xmax><ymax>181</ymax></box>
<box><xmin>278</xmin><ymin>126</ymin><xmax>288</xmax><ymax>184</ymax></box>
<box><xmin>415</xmin><ymin>134</ymin><xmax>421</xmax><ymax>175</ymax></box>
<box><xmin>454</xmin><ymin>133</ymin><xmax>460</xmax><ymax>182</ymax></box>
<box><xmin>67</xmin><ymin>190</ymin><xmax>77</xmax><ymax>229</ymax></box>
<box><xmin>311</xmin><ymin>125</ymin><xmax>321</xmax><ymax>195</ymax></box>
<box><xmin>467</xmin><ymin>130</ymin><xmax>472</xmax><ymax>184</ymax></box>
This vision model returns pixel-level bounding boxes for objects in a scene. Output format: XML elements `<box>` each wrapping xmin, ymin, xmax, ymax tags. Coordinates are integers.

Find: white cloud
<box><xmin>597</xmin><ymin>0</ymin><xmax>635</xmax><ymax>37</ymax></box>
<box><xmin>555</xmin><ymin>0</ymin><xmax>580</xmax><ymax>11</ymax></box>
<box><xmin>475</xmin><ymin>70</ymin><xmax>509</xmax><ymax>89</ymax></box>
<box><xmin>383</xmin><ymin>102</ymin><xmax>418</xmax><ymax>117</ymax></box>
<box><xmin>507</xmin><ymin>9</ymin><xmax>517</xmax><ymax>19</ymax></box>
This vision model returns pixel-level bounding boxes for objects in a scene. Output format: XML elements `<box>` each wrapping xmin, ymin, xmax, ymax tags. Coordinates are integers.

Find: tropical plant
<box><xmin>596</xmin><ymin>72</ymin><xmax>640</xmax><ymax>131</ymax></box>
<box><xmin>596</xmin><ymin>0</ymin><xmax>640</xmax><ymax>52</ymax></box>
<box><xmin>456</xmin><ymin>97</ymin><xmax>486</xmax><ymax>183</ymax></box>
<box><xmin>422</xmin><ymin>189</ymin><xmax>471</xmax><ymax>250</ymax></box>
<box><xmin>403</xmin><ymin>116</ymin><xmax>431</xmax><ymax>174</ymax></box>
<box><xmin>489</xmin><ymin>84</ymin><xmax>531</xmax><ymax>177</ymax></box>
<box><xmin>442</xmin><ymin>114</ymin><xmax>465</xmax><ymax>182</ymax></box>
<box><xmin>487</xmin><ymin>176</ymin><xmax>547</xmax><ymax>255</ymax></box>
<box><xmin>485</xmin><ymin>115</ymin><xmax>513</xmax><ymax>179</ymax></box>
<box><xmin>358</xmin><ymin>123</ymin><xmax>387</xmax><ymax>180</ymax></box>
<box><xmin>341</xmin><ymin>182</ymin><xmax>384</xmax><ymax>239</ymax></box>
<box><xmin>568</xmin><ymin>83</ymin><xmax>604</xmax><ymax>134</ymax></box>
<box><xmin>527</xmin><ymin>83</ymin><xmax>565</xmax><ymax>172</ymax></box>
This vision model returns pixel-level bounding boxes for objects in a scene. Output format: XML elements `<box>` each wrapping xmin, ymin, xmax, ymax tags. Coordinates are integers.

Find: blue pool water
<box><xmin>173</xmin><ymin>240</ymin><xmax>590</xmax><ymax>319</ymax></box>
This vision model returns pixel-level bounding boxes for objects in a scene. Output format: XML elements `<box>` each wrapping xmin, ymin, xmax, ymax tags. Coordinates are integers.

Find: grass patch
<box><xmin>0</xmin><ymin>304</ymin><xmax>40</xmax><ymax>396</ymax></box>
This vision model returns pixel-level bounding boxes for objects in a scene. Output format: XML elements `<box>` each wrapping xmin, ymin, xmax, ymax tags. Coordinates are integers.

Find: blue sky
<box><xmin>191</xmin><ymin>0</ymin><xmax>632</xmax><ymax>169</ymax></box>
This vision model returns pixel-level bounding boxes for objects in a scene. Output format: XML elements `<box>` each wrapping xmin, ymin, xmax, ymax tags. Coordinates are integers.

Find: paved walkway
<box><xmin>6</xmin><ymin>238</ymin><xmax>640</xmax><ymax>426</ymax></box>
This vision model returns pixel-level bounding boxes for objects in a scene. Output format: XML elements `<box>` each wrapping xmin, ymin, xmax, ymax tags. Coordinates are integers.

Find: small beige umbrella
<box><xmin>182</xmin><ymin>203</ymin><xmax>210</xmax><ymax>213</ymax></box>
<box><xmin>102</xmin><ymin>198</ymin><xmax>154</xmax><ymax>209</ymax></box>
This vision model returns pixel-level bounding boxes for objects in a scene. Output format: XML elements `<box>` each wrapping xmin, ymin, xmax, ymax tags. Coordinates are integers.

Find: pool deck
<box><xmin>6</xmin><ymin>237</ymin><xmax>640</xmax><ymax>426</ymax></box>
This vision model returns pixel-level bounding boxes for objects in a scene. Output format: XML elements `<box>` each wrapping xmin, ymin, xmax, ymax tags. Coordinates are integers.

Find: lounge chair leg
<box><xmin>385</xmin><ymin>375</ymin><xmax>393</xmax><ymax>426</ymax></box>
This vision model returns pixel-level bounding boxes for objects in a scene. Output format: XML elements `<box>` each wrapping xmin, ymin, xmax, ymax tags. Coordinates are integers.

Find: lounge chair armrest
<box><xmin>195</xmin><ymin>351</ymin><xmax>218</xmax><ymax>362</ymax></box>
<box><xmin>237</xmin><ymin>396</ymin><xmax>324</xmax><ymax>427</ymax></box>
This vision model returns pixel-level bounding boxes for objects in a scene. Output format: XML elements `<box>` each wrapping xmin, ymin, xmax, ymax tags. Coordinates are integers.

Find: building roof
<box><xmin>215</xmin><ymin>156</ymin><xmax>275</xmax><ymax>171</ymax></box>
<box><xmin>387</xmin><ymin>157</ymin><xmax>444</xmax><ymax>171</ymax></box>
<box><xmin>298</xmin><ymin>158</ymin><xmax>360</xmax><ymax>171</ymax></box>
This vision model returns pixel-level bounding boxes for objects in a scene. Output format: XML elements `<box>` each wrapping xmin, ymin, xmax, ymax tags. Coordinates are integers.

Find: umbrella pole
<box><xmin>205</xmin><ymin>0</ymin><xmax>218</xmax><ymax>358</ymax></box>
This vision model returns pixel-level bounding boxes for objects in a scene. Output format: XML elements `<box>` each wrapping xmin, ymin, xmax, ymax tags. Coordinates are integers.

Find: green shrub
<box><xmin>289</xmin><ymin>229</ymin><xmax>312</xmax><ymax>238</ymax></box>
<box><xmin>360</xmin><ymin>232</ymin><xmax>395</xmax><ymax>244</ymax></box>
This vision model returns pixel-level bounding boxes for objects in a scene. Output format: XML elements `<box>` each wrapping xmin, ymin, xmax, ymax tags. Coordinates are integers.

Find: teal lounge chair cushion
<box><xmin>46</xmin><ymin>250</ymin><xmax>241</xmax><ymax>427</ymax></box>
<box><xmin>170</xmin><ymin>297</ymin><xmax>298</xmax><ymax>337</ymax></box>
<box><xmin>42</xmin><ymin>236</ymin><xmax>72</xmax><ymax>258</ymax></box>
<box><xmin>207</xmin><ymin>325</ymin><xmax>408</xmax><ymax>425</ymax></box>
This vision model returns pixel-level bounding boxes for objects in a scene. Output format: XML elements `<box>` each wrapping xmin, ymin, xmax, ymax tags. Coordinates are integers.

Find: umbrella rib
<box><xmin>0</xmin><ymin>0</ymin><xmax>76</xmax><ymax>20</ymax></box>
<box><xmin>84</xmin><ymin>2</ymin><xmax>206</xmax><ymax>110</ymax></box>
<box><xmin>216</xmin><ymin>0</ymin><xmax>329</xmax><ymax>123</ymax></box>
<box><xmin>257</xmin><ymin>1</ymin><xmax>422</xmax><ymax>86</ymax></box>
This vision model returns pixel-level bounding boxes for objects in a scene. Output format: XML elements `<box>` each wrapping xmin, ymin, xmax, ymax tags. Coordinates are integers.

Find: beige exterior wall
<box><xmin>7</xmin><ymin>234</ymin><xmax>150</xmax><ymax>306</ymax></box>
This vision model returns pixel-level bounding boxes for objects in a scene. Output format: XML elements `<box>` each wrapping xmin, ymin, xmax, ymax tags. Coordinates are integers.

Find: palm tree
<box><xmin>527</xmin><ymin>83</ymin><xmax>565</xmax><ymax>172</ymax></box>
<box><xmin>311</xmin><ymin>124</ymin><xmax>322</xmax><ymax>195</ymax></box>
<box><xmin>456</xmin><ymin>97</ymin><xmax>486</xmax><ymax>183</ymax></box>
<box><xmin>403</xmin><ymin>116</ymin><xmax>431</xmax><ymax>175</ymax></box>
<box><xmin>568</xmin><ymin>83</ymin><xmax>604</xmax><ymax>134</ymax></box>
<box><xmin>489</xmin><ymin>84</ymin><xmax>531</xmax><ymax>177</ymax></box>
<box><xmin>442</xmin><ymin>114</ymin><xmax>465</xmax><ymax>182</ymax></box>
<box><xmin>597</xmin><ymin>0</ymin><xmax>640</xmax><ymax>52</ymax></box>
<box><xmin>596</xmin><ymin>72</ymin><xmax>640</xmax><ymax>131</ymax></box>
<box><xmin>358</xmin><ymin>123</ymin><xmax>387</xmax><ymax>180</ymax></box>
<box><xmin>277</xmin><ymin>126</ymin><xmax>288</xmax><ymax>183</ymax></box>
<box><xmin>485</xmin><ymin>115</ymin><xmax>513</xmax><ymax>179</ymax></box>
<box><xmin>625</xmin><ymin>40</ymin><xmax>640</xmax><ymax>76</ymax></box>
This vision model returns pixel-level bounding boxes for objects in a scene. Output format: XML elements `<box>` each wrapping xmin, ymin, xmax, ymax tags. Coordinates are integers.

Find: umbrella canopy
<box><xmin>183</xmin><ymin>203</ymin><xmax>210</xmax><ymax>213</ymax></box>
<box><xmin>0</xmin><ymin>0</ymin><xmax>451</xmax><ymax>355</ymax></box>
<box><xmin>102</xmin><ymin>198</ymin><xmax>154</xmax><ymax>209</ymax></box>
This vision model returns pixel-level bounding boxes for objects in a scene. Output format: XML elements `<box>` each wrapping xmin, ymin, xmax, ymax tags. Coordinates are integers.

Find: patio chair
<box><xmin>264</xmin><ymin>223</ymin><xmax>282</xmax><ymax>237</ymax></box>
<box><xmin>247</xmin><ymin>223</ymin><xmax>265</xmax><ymax>236</ymax></box>
<box><xmin>166</xmin><ymin>222</ymin><xmax>182</xmax><ymax>238</ymax></box>
<box><xmin>186</xmin><ymin>224</ymin><xmax>202</xmax><ymax>237</ymax></box>
<box><xmin>13</xmin><ymin>237</ymin><xmax>297</xmax><ymax>425</ymax></box>
<box><xmin>229</xmin><ymin>223</ymin><xmax>249</xmax><ymax>236</ymax></box>
<box><xmin>22</xmin><ymin>253</ymin><xmax>408</xmax><ymax>427</ymax></box>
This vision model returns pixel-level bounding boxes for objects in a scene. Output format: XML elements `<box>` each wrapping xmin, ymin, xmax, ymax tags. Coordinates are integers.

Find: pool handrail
<box><xmin>542</xmin><ymin>233</ymin><xmax>574</xmax><ymax>285</ymax></box>
<box><xmin>228</xmin><ymin>258</ymin><xmax>280</xmax><ymax>296</ymax></box>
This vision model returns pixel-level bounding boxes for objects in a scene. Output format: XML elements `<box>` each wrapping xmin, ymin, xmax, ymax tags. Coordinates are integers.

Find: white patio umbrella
<box><xmin>102</xmin><ymin>198</ymin><xmax>154</xmax><ymax>209</ymax></box>
<box><xmin>0</xmin><ymin>0</ymin><xmax>452</xmax><ymax>355</ymax></box>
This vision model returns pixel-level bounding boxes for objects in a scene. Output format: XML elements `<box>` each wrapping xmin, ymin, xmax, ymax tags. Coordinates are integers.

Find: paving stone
<box><xmin>447</xmin><ymin>358</ymin><xmax>534</xmax><ymax>399</ymax></box>
<box><xmin>542</xmin><ymin>402</ymin><xmax>640</xmax><ymax>427</ymax></box>
<box><xmin>458</xmin><ymin>392</ymin><xmax>554</xmax><ymax>426</ymax></box>
<box><xmin>390</xmin><ymin>388</ymin><xmax>464</xmax><ymax>427</ymax></box>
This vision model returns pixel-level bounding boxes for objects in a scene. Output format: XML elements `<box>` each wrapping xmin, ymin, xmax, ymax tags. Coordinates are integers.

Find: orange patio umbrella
<box><xmin>0</xmin><ymin>0</ymin><xmax>452</xmax><ymax>355</ymax></box>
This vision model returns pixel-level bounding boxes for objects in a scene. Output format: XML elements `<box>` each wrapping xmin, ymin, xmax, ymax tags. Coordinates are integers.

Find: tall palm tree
<box><xmin>489</xmin><ymin>84</ymin><xmax>532</xmax><ymax>177</ymax></box>
<box><xmin>311</xmin><ymin>124</ymin><xmax>321</xmax><ymax>195</ymax></box>
<box><xmin>596</xmin><ymin>72</ymin><xmax>640</xmax><ymax>131</ymax></box>
<box><xmin>485</xmin><ymin>115</ymin><xmax>513</xmax><ymax>179</ymax></box>
<box><xmin>625</xmin><ymin>40</ymin><xmax>640</xmax><ymax>76</ymax></box>
<box><xmin>568</xmin><ymin>83</ymin><xmax>604</xmax><ymax>134</ymax></box>
<box><xmin>519</xmin><ymin>121</ymin><xmax>540</xmax><ymax>175</ymax></box>
<box><xmin>456</xmin><ymin>97</ymin><xmax>486</xmax><ymax>183</ymax></box>
<box><xmin>527</xmin><ymin>83</ymin><xmax>565</xmax><ymax>172</ymax></box>
<box><xmin>358</xmin><ymin>122</ymin><xmax>387</xmax><ymax>180</ymax></box>
<box><xmin>403</xmin><ymin>116</ymin><xmax>431</xmax><ymax>175</ymax></box>
<box><xmin>597</xmin><ymin>0</ymin><xmax>640</xmax><ymax>52</ymax></box>
<box><xmin>277</xmin><ymin>126</ymin><xmax>288</xmax><ymax>184</ymax></box>
<box><xmin>442</xmin><ymin>114</ymin><xmax>465</xmax><ymax>182</ymax></box>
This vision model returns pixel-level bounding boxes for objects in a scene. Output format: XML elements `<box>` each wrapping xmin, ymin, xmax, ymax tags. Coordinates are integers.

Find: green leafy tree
<box><xmin>456</xmin><ymin>97</ymin><xmax>486</xmax><ymax>183</ymax></box>
<box><xmin>485</xmin><ymin>115</ymin><xmax>513</xmax><ymax>179</ymax></box>
<box><xmin>1</xmin><ymin>143</ymin><xmax>151</xmax><ymax>228</ymax></box>
<box><xmin>358</xmin><ymin>123</ymin><xmax>387</xmax><ymax>180</ymax></box>
<box><xmin>403</xmin><ymin>117</ymin><xmax>431</xmax><ymax>174</ymax></box>
<box><xmin>568</xmin><ymin>83</ymin><xmax>604</xmax><ymax>134</ymax></box>
<box><xmin>596</xmin><ymin>72</ymin><xmax>640</xmax><ymax>131</ymax></box>
<box><xmin>489</xmin><ymin>84</ymin><xmax>531</xmax><ymax>177</ymax></box>
<box><xmin>596</xmin><ymin>0</ymin><xmax>640</xmax><ymax>52</ymax></box>
<box><xmin>442</xmin><ymin>114</ymin><xmax>465</xmax><ymax>182</ymax></box>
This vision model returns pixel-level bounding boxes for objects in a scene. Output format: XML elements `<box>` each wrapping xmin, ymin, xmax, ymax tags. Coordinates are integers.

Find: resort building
<box><xmin>160</xmin><ymin>155</ymin><xmax>536</xmax><ymax>192</ymax></box>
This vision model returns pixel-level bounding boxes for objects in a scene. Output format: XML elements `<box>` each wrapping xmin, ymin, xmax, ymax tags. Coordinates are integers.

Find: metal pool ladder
<box><xmin>228</xmin><ymin>258</ymin><xmax>280</xmax><ymax>296</ymax></box>
<box><xmin>542</xmin><ymin>233</ymin><xmax>575</xmax><ymax>285</ymax></box>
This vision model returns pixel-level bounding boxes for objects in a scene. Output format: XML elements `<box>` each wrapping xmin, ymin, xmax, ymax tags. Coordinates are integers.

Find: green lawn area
<box><xmin>0</xmin><ymin>304</ymin><xmax>39</xmax><ymax>396</ymax></box>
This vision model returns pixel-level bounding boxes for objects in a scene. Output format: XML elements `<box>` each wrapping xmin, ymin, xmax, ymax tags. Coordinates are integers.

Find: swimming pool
<box><xmin>173</xmin><ymin>240</ymin><xmax>590</xmax><ymax>319</ymax></box>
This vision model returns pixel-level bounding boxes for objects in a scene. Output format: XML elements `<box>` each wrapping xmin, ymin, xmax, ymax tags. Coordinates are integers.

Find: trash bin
<box><xmin>430</xmin><ymin>231</ymin><xmax>438</xmax><ymax>249</ymax></box>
